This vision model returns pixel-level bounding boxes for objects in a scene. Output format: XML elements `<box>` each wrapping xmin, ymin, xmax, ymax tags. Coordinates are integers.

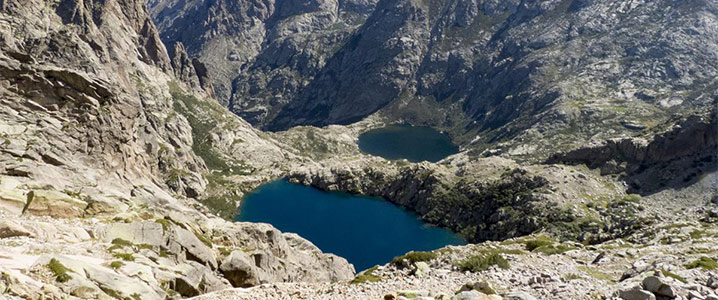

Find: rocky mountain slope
<box><xmin>196</xmin><ymin>221</ymin><xmax>718</xmax><ymax>300</ymax></box>
<box><xmin>0</xmin><ymin>0</ymin><xmax>716</xmax><ymax>299</ymax></box>
<box><xmin>0</xmin><ymin>0</ymin><xmax>354</xmax><ymax>298</ymax></box>
<box><xmin>148</xmin><ymin>0</ymin><xmax>717</xmax><ymax>160</ymax></box>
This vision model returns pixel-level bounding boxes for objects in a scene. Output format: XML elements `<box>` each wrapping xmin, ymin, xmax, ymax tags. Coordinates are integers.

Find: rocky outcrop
<box><xmin>218</xmin><ymin>222</ymin><xmax>355</xmax><ymax>283</ymax></box>
<box><xmin>288</xmin><ymin>155</ymin><xmax>648</xmax><ymax>244</ymax></box>
<box><xmin>170</xmin><ymin>42</ymin><xmax>215</xmax><ymax>96</ymax></box>
<box><xmin>548</xmin><ymin>111</ymin><xmax>718</xmax><ymax>194</ymax></box>
<box><xmin>220</xmin><ymin>250</ymin><xmax>261</xmax><ymax>287</ymax></box>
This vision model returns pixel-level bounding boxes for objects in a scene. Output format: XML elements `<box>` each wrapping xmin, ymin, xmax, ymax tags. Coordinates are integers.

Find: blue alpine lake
<box><xmin>357</xmin><ymin>124</ymin><xmax>459</xmax><ymax>163</ymax></box>
<box><xmin>235</xmin><ymin>180</ymin><xmax>466</xmax><ymax>271</ymax></box>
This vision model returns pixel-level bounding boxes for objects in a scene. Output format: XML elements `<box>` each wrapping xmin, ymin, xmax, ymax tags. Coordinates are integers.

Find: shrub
<box><xmin>524</xmin><ymin>239</ymin><xmax>553</xmax><ymax>251</ymax></box>
<box><xmin>455</xmin><ymin>253</ymin><xmax>510</xmax><ymax>272</ymax></box>
<box><xmin>109</xmin><ymin>261</ymin><xmax>124</xmax><ymax>270</ymax></box>
<box><xmin>532</xmin><ymin>244</ymin><xmax>575</xmax><ymax>255</ymax></box>
<box><xmin>391</xmin><ymin>251</ymin><xmax>437</xmax><ymax>266</ymax></box>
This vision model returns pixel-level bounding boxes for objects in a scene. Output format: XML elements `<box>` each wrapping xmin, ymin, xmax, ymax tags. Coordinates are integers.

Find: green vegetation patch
<box><xmin>685</xmin><ymin>257</ymin><xmax>718</xmax><ymax>270</ymax></box>
<box><xmin>351</xmin><ymin>266</ymin><xmax>382</xmax><ymax>284</ymax></box>
<box><xmin>578</xmin><ymin>266</ymin><xmax>614</xmax><ymax>282</ymax></box>
<box><xmin>455</xmin><ymin>252</ymin><xmax>510</xmax><ymax>272</ymax></box>
<box><xmin>218</xmin><ymin>247</ymin><xmax>232</xmax><ymax>256</ymax></box>
<box><xmin>108</xmin><ymin>238</ymin><xmax>154</xmax><ymax>252</ymax></box>
<box><xmin>111</xmin><ymin>238</ymin><xmax>133</xmax><ymax>247</ymax></box>
<box><xmin>391</xmin><ymin>251</ymin><xmax>437</xmax><ymax>266</ymax></box>
<box><xmin>109</xmin><ymin>260</ymin><xmax>124</xmax><ymax>270</ymax></box>
<box><xmin>168</xmin><ymin>82</ymin><xmax>251</xmax><ymax>177</ymax></box>
<box><xmin>689</xmin><ymin>229</ymin><xmax>710</xmax><ymax>240</ymax></box>
<box><xmin>564</xmin><ymin>273</ymin><xmax>582</xmax><ymax>281</ymax></box>
<box><xmin>48</xmin><ymin>258</ymin><xmax>71</xmax><ymax>283</ymax></box>
<box><xmin>532</xmin><ymin>244</ymin><xmax>575</xmax><ymax>255</ymax></box>
<box><xmin>194</xmin><ymin>231</ymin><xmax>213</xmax><ymax>247</ymax></box>
<box><xmin>659</xmin><ymin>268</ymin><xmax>686</xmax><ymax>283</ymax></box>
<box><xmin>510</xmin><ymin>235</ymin><xmax>575</xmax><ymax>255</ymax></box>
<box><xmin>112</xmin><ymin>253</ymin><xmax>135</xmax><ymax>262</ymax></box>
<box><xmin>523</xmin><ymin>237</ymin><xmax>555</xmax><ymax>251</ymax></box>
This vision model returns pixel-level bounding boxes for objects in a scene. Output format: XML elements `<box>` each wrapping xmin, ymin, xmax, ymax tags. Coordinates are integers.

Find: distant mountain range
<box><xmin>149</xmin><ymin>0</ymin><xmax>717</xmax><ymax>157</ymax></box>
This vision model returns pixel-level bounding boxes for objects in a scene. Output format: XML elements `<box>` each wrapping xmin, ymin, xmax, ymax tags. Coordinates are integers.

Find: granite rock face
<box><xmin>149</xmin><ymin>0</ymin><xmax>717</xmax><ymax>158</ymax></box>
<box><xmin>0</xmin><ymin>0</ymin><xmax>354</xmax><ymax>298</ymax></box>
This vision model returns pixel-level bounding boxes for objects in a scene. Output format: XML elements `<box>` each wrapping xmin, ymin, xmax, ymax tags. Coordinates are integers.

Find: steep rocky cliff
<box><xmin>0</xmin><ymin>0</ymin><xmax>353</xmax><ymax>298</ymax></box>
<box><xmin>149</xmin><ymin>0</ymin><xmax>717</xmax><ymax>159</ymax></box>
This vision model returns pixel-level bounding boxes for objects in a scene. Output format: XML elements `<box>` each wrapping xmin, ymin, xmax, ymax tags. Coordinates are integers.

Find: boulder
<box><xmin>411</xmin><ymin>261</ymin><xmax>430</xmax><ymax>277</ymax></box>
<box><xmin>22</xmin><ymin>190</ymin><xmax>87</xmax><ymax>218</ymax></box>
<box><xmin>0</xmin><ymin>187</ymin><xmax>26</xmax><ymax>214</ymax></box>
<box><xmin>642</xmin><ymin>276</ymin><xmax>677</xmax><ymax>298</ymax></box>
<box><xmin>220</xmin><ymin>250</ymin><xmax>260</xmax><ymax>287</ymax></box>
<box><xmin>168</xmin><ymin>227</ymin><xmax>217</xmax><ymax>269</ymax></box>
<box><xmin>458</xmin><ymin>280</ymin><xmax>496</xmax><ymax>295</ymax></box>
<box><xmin>707</xmin><ymin>274</ymin><xmax>718</xmax><ymax>289</ymax></box>
<box><xmin>505</xmin><ymin>292</ymin><xmax>537</xmax><ymax>300</ymax></box>
<box><xmin>0</xmin><ymin>220</ymin><xmax>32</xmax><ymax>238</ymax></box>
<box><xmin>618</xmin><ymin>287</ymin><xmax>656</xmax><ymax>300</ymax></box>
<box><xmin>452</xmin><ymin>290</ymin><xmax>496</xmax><ymax>300</ymax></box>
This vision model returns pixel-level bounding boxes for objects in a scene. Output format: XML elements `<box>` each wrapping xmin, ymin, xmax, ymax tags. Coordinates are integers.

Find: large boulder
<box><xmin>22</xmin><ymin>190</ymin><xmax>87</xmax><ymax>218</ymax></box>
<box><xmin>0</xmin><ymin>220</ymin><xmax>32</xmax><ymax>238</ymax></box>
<box><xmin>618</xmin><ymin>287</ymin><xmax>656</xmax><ymax>300</ymax></box>
<box><xmin>220</xmin><ymin>222</ymin><xmax>355</xmax><ymax>283</ymax></box>
<box><xmin>99</xmin><ymin>222</ymin><xmax>165</xmax><ymax>246</ymax></box>
<box><xmin>167</xmin><ymin>227</ymin><xmax>218</xmax><ymax>269</ymax></box>
<box><xmin>174</xmin><ymin>261</ymin><xmax>231</xmax><ymax>297</ymax></box>
<box><xmin>642</xmin><ymin>276</ymin><xmax>677</xmax><ymax>298</ymax></box>
<box><xmin>0</xmin><ymin>186</ymin><xmax>26</xmax><ymax>214</ymax></box>
<box><xmin>219</xmin><ymin>250</ymin><xmax>261</xmax><ymax>287</ymax></box>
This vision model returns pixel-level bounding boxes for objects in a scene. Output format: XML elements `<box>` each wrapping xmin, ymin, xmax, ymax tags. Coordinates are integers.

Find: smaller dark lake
<box><xmin>357</xmin><ymin>124</ymin><xmax>459</xmax><ymax>163</ymax></box>
<box><xmin>235</xmin><ymin>180</ymin><xmax>465</xmax><ymax>271</ymax></box>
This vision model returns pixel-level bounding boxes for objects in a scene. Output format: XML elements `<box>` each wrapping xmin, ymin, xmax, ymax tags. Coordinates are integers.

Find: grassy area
<box><xmin>455</xmin><ymin>252</ymin><xmax>510</xmax><ymax>272</ymax></box>
<box><xmin>108</xmin><ymin>238</ymin><xmax>154</xmax><ymax>252</ymax></box>
<box><xmin>112</xmin><ymin>253</ymin><xmax>135</xmax><ymax>262</ymax></box>
<box><xmin>194</xmin><ymin>231</ymin><xmax>213</xmax><ymax>247</ymax></box>
<box><xmin>685</xmin><ymin>257</ymin><xmax>718</xmax><ymax>270</ymax></box>
<box><xmin>391</xmin><ymin>251</ymin><xmax>437</xmax><ymax>266</ymax></box>
<box><xmin>660</xmin><ymin>268</ymin><xmax>686</xmax><ymax>283</ymax></box>
<box><xmin>509</xmin><ymin>235</ymin><xmax>575</xmax><ymax>255</ymax></box>
<box><xmin>578</xmin><ymin>266</ymin><xmax>614</xmax><ymax>282</ymax></box>
<box><xmin>351</xmin><ymin>266</ymin><xmax>382</xmax><ymax>284</ymax></box>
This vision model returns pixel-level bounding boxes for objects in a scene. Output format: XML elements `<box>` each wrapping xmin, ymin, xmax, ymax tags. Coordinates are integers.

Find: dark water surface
<box><xmin>235</xmin><ymin>180</ymin><xmax>465</xmax><ymax>271</ymax></box>
<box><xmin>357</xmin><ymin>124</ymin><xmax>459</xmax><ymax>162</ymax></box>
